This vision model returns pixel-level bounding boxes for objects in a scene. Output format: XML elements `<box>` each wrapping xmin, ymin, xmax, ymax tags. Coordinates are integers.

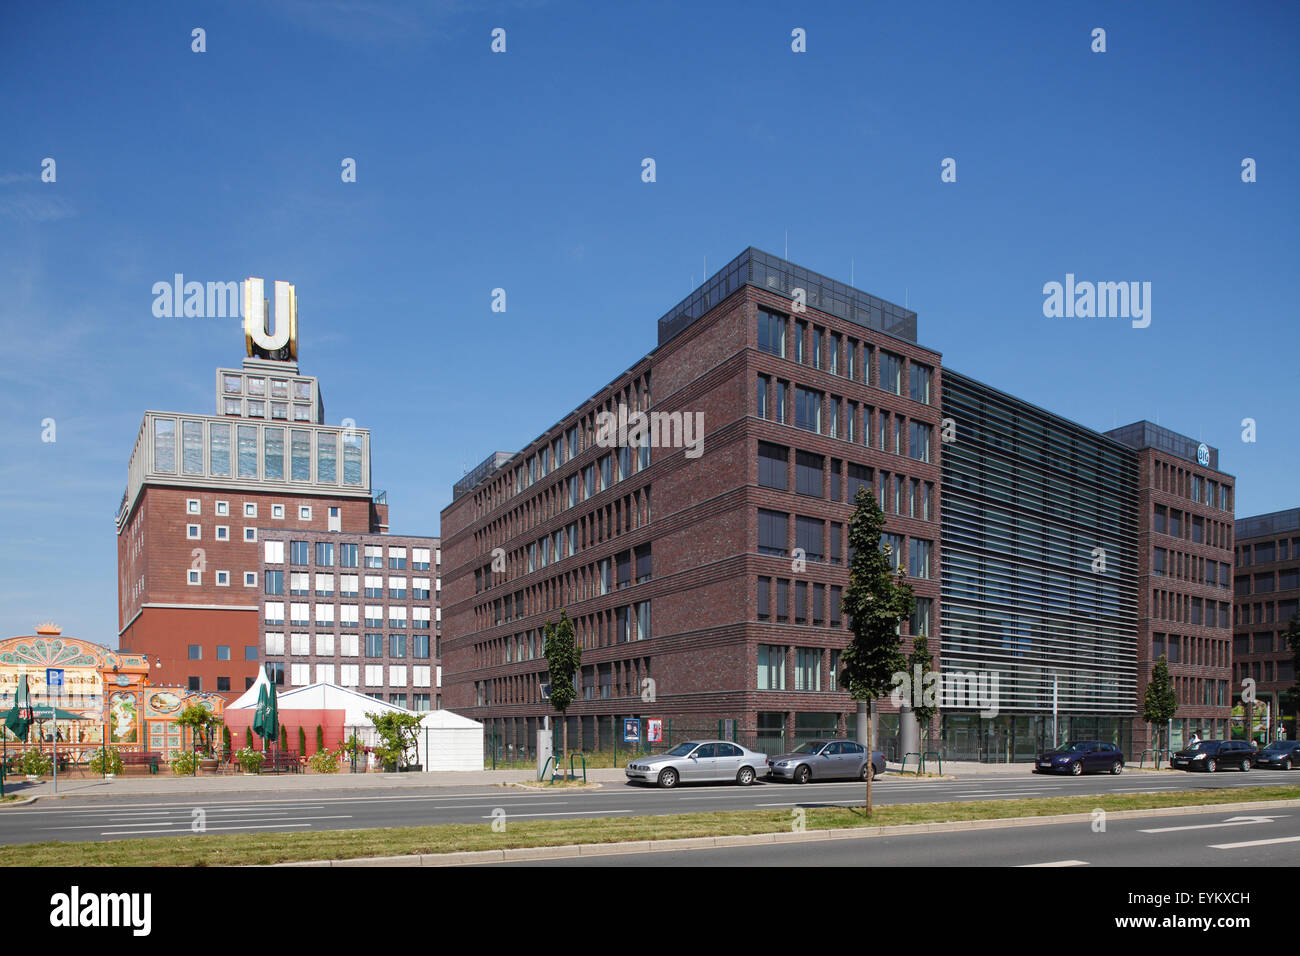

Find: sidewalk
<box><xmin>3</xmin><ymin>759</ymin><xmax>1165</xmax><ymax>800</ymax></box>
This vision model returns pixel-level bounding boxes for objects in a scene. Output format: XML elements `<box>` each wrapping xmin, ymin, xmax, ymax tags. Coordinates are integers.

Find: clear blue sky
<box><xmin>1</xmin><ymin>1</ymin><xmax>1296</xmax><ymax>646</ymax></box>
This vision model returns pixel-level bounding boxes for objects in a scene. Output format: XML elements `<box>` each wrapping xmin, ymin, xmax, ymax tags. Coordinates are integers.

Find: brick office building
<box><xmin>117</xmin><ymin>279</ymin><xmax>398</xmax><ymax>697</ymax></box>
<box><xmin>1107</xmin><ymin>423</ymin><xmax>1236</xmax><ymax>753</ymax></box>
<box><xmin>1232</xmin><ymin>508</ymin><xmax>1300</xmax><ymax>741</ymax></box>
<box><xmin>440</xmin><ymin>249</ymin><xmax>944</xmax><ymax>757</ymax></box>
<box><xmin>257</xmin><ymin>530</ymin><xmax>442</xmax><ymax>709</ymax></box>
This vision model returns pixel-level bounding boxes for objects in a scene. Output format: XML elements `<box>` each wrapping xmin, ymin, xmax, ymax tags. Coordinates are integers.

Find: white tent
<box><xmin>228</xmin><ymin>681</ymin><xmax>483</xmax><ymax>771</ymax></box>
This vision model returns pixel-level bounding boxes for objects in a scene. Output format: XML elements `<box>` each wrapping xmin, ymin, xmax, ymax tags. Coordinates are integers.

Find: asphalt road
<box><xmin>1</xmin><ymin>769</ymin><xmax>1296</xmax><ymax>845</ymax></box>
<box><xmin>493</xmin><ymin>806</ymin><xmax>1300</xmax><ymax>867</ymax></box>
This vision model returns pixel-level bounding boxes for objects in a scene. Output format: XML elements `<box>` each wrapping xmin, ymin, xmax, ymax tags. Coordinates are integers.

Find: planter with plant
<box><xmin>89</xmin><ymin>748</ymin><xmax>124</xmax><ymax>777</ymax></box>
<box><xmin>235</xmin><ymin>747</ymin><xmax>265</xmax><ymax>774</ymax></box>
<box><xmin>21</xmin><ymin>749</ymin><xmax>52</xmax><ymax>779</ymax></box>
<box><xmin>169</xmin><ymin>750</ymin><xmax>198</xmax><ymax>776</ymax></box>
<box><xmin>307</xmin><ymin>748</ymin><xmax>341</xmax><ymax>774</ymax></box>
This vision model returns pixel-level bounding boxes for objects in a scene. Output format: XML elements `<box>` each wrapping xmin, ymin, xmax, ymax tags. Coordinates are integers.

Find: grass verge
<box><xmin>3</xmin><ymin>784</ymin><xmax>1297</xmax><ymax>867</ymax></box>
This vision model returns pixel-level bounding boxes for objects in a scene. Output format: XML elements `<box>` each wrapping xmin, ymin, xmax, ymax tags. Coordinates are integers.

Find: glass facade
<box><xmin>941</xmin><ymin>371</ymin><xmax>1139</xmax><ymax>734</ymax></box>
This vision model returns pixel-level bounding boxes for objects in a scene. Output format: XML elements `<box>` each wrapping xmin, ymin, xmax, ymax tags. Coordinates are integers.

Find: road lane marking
<box><xmin>1020</xmin><ymin>860</ymin><xmax>1089</xmax><ymax>867</ymax></box>
<box><xmin>101</xmin><ymin>823</ymin><xmax>319</xmax><ymax>836</ymax></box>
<box><xmin>1210</xmin><ymin>835</ymin><xmax>1300</xmax><ymax>849</ymax></box>
<box><xmin>1140</xmin><ymin>815</ymin><xmax>1289</xmax><ymax>833</ymax></box>
<box><xmin>481</xmin><ymin>810</ymin><xmax>634</xmax><ymax>818</ymax></box>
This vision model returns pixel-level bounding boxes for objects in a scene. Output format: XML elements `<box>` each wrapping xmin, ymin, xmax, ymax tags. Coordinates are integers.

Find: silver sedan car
<box><xmin>625</xmin><ymin>740</ymin><xmax>769</xmax><ymax>788</ymax></box>
<box><xmin>767</xmin><ymin>739</ymin><xmax>885</xmax><ymax>783</ymax></box>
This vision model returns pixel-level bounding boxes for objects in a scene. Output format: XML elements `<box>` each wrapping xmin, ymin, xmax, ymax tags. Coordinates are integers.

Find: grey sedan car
<box><xmin>625</xmin><ymin>740</ymin><xmax>769</xmax><ymax>788</ymax></box>
<box><xmin>767</xmin><ymin>739</ymin><xmax>885</xmax><ymax>783</ymax></box>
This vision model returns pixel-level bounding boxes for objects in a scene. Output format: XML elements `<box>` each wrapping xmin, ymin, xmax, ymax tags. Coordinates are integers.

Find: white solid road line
<box><xmin>1019</xmin><ymin>860</ymin><xmax>1090</xmax><ymax>867</ymax></box>
<box><xmin>1210</xmin><ymin>835</ymin><xmax>1300</xmax><ymax>850</ymax></box>
<box><xmin>101</xmin><ymin>823</ymin><xmax>318</xmax><ymax>837</ymax></box>
<box><xmin>481</xmin><ymin>809</ymin><xmax>635</xmax><ymax>818</ymax></box>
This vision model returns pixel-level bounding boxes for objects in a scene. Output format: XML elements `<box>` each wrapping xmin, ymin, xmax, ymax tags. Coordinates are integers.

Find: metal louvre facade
<box><xmin>940</xmin><ymin>372</ymin><xmax>1139</xmax><ymax>715</ymax></box>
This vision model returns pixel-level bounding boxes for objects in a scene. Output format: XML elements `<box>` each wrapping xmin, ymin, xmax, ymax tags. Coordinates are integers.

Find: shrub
<box><xmin>20</xmin><ymin>750</ymin><xmax>52</xmax><ymax>776</ymax></box>
<box><xmin>169</xmin><ymin>751</ymin><xmax>198</xmax><ymax>775</ymax></box>
<box><xmin>298</xmin><ymin>725</ymin><xmax>307</xmax><ymax>754</ymax></box>
<box><xmin>245</xmin><ymin>727</ymin><xmax>253</xmax><ymax>749</ymax></box>
<box><xmin>315</xmin><ymin>724</ymin><xmax>324</xmax><ymax>753</ymax></box>
<box><xmin>222</xmin><ymin>726</ymin><xmax>232</xmax><ymax>754</ymax></box>
<box><xmin>89</xmin><ymin>748</ymin><xmax>124</xmax><ymax>775</ymax></box>
<box><xmin>308</xmin><ymin>749</ymin><xmax>340</xmax><ymax>774</ymax></box>
<box><xmin>235</xmin><ymin>747</ymin><xmax>265</xmax><ymax>773</ymax></box>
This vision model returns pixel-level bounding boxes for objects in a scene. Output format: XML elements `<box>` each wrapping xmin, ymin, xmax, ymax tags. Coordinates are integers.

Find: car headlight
<box><xmin>1191</xmin><ymin>754</ymin><xmax>1206</xmax><ymax>760</ymax></box>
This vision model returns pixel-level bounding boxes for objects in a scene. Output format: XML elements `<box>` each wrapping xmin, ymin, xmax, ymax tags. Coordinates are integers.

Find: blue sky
<box><xmin>1</xmin><ymin>1</ymin><xmax>1296</xmax><ymax>646</ymax></box>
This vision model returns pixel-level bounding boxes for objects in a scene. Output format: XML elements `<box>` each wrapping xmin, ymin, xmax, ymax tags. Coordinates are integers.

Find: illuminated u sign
<box><xmin>243</xmin><ymin>278</ymin><xmax>297</xmax><ymax>361</ymax></box>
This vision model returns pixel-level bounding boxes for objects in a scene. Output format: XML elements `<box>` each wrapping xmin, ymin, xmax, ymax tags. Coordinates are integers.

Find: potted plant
<box><xmin>21</xmin><ymin>749</ymin><xmax>52</xmax><ymax>780</ymax></box>
<box><xmin>235</xmin><ymin>746</ymin><xmax>265</xmax><ymax>775</ymax></box>
<box><xmin>89</xmin><ymin>748</ymin><xmax>124</xmax><ymax>778</ymax></box>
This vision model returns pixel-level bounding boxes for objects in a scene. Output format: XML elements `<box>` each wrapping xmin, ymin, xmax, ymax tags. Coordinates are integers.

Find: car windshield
<box><xmin>1188</xmin><ymin>742</ymin><xmax>1215</xmax><ymax>752</ymax></box>
<box><xmin>791</xmin><ymin>741</ymin><xmax>827</xmax><ymax>754</ymax></box>
<box><xmin>1054</xmin><ymin>742</ymin><xmax>1088</xmax><ymax>753</ymax></box>
<box><xmin>665</xmin><ymin>743</ymin><xmax>698</xmax><ymax>757</ymax></box>
<box><xmin>1262</xmin><ymin>742</ymin><xmax>1291</xmax><ymax>752</ymax></box>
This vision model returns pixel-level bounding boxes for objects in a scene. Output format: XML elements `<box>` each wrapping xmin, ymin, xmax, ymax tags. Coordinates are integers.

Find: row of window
<box><xmin>1238</xmin><ymin>538</ymin><xmax>1300</xmax><ymax>567</ymax></box>
<box><xmin>1233</xmin><ymin>659</ymin><xmax>1296</xmax><ymax>684</ymax></box>
<box><xmin>1152</xmin><ymin>633</ymin><xmax>1230</xmax><ymax>668</ymax></box>
<box><xmin>1233</xmin><ymin>631</ymin><xmax>1293</xmax><ymax>656</ymax></box>
<box><xmin>1234</xmin><ymin>568</ymin><xmax>1300</xmax><ymax>596</ymax></box>
<box><xmin>154</xmin><ymin>418</ymin><xmax>363</xmax><ymax>485</ymax></box>
<box><xmin>187</xmin><ymin>644</ymin><xmax>258</xmax><ymax>661</ymax></box>
<box><xmin>757</xmin><ymin>376</ymin><xmax>934</xmax><ymax>460</ymax></box>
<box><xmin>1152</xmin><ymin>547</ymin><xmax>1231</xmax><ymax>588</ymax></box>
<box><xmin>264</xmin><ymin>632</ymin><xmax>438</xmax><ymax>659</ymax></box>
<box><xmin>757</xmin><ymin>442</ymin><xmax>936</xmax><ymax>516</ymax></box>
<box><xmin>263</xmin><ymin>603</ymin><xmax>437</xmax><ymax>628</ymax></box>
<box><xmin>581</xmin><ymin>657</ymin><xmax>651</xmax><ymax>701</ymax></box>
<box><xmin>757</xmin><ymin>645</ymin><xmax>845</xmax><ymax>692</ymax></box>
<box><xmin>263</xmin><ymin>540</ymin><xmax>436</xmax><ymax>570</ymax></box>
<box><xmin>263</xmin><ymin>660</ymin><xmax>439</xmax><ymax>690</ymax></box>
<box><xmin>1151</xmin><ymin>590</ymin><xmax>1231</xmax><ymax>629</ymax></box>
<box><xmin>471</xmin><ymin>371</ymin><xmax>652</xmax><ymax>519</ymax></box>
<box><xmin>474</xmin><ymin>601</ymin><xmax>653</xmax><ymax>667</ymax></box>
<box><xmin>265</xmin><ymin>572</ymin><xmax>436</xmax><ymax>600</ymax></box>
<box><xmin>474</xmin><ymin>460</ymin><xmax>652</xmax><ymax>576</ymax></box>
<box><xmin>1152</xmin><ymin>505</ymin><xmax>1230</xmax><ymax>549</ymax></box>
<box><xmin>1153</xmin><ymin>459</ymin><xmax>1231</xmax><ymax>512</ymax></box>
<box><xmin>479</xmin><ymin>545</ymin><xmax>651</xmax><ymax>631</ymax></box>
<box><xmin>757</xmin><ymin>579</ymin><xmax>933</xmax><ymax>634</ymax></box>
<box><xmin>756</xmin><ymin>308</ymin><xmax>933</xmax><ymax>404</ymax></box>
<box><xmin>187</xmin><ymin>498</ymin><xmax>331</xmax><ymax>522</ymax></box>
<box><xmin>1234</xmin><ymin>597</ymin><xmax>1300</xmax><ymax>627</ymax></box>
<box><xmin>758</xmin><ymin>509</ymin><xmax>933</xmax><ymax>577</ymax></box>
<box><xmin>187</xmin><ymin>569</ymin><xmax>258</xmax><ymax>587</ymax></box>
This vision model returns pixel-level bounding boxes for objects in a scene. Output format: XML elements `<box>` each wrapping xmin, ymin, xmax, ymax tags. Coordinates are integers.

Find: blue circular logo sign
<box><xmin>1197</xmin><ymin>443</ymin><xmax>1210</xmax><ymax>466</ymax></box>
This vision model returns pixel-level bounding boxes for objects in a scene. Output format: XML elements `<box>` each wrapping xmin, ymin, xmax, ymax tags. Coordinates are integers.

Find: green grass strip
<box><xmin>3</xmin><ymin>784</ymin><xmax>1297</xmax><ymax>867</ymax></box>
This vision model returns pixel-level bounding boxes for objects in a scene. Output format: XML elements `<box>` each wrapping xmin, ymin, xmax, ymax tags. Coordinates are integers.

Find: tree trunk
<box><xmin>865</xmin><ymin>708</ymin><xmax>873</xmax><ymax>817</ymax></box>
<box><xmin>560</xmin><ymin>713</ymin><xmax>568</xmax><ymax>774</ymax></box>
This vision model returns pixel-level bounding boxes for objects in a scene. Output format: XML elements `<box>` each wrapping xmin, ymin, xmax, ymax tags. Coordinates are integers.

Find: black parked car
<box><xmin>1253</xmin><ymin>740</ymin><xmax>1300</xmax><ymax>771</ymax></box>
<box><xmin>1171</xmin><ymin>739</ymin><xmax>1257</xmax><ymax>772</ymax></box>
<box><xmin>1034</xmin><ymin>740</ymin><xmax>1124</xmax><ymax>775</ymax></box>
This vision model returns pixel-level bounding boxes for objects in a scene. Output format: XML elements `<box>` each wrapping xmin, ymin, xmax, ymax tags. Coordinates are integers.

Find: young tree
<box><xmin>543</xmin><ymin>610</ymin><xmax>581</xmax><ymax>767</ymax></box>
<box><xmin>297</xmin><ymin>725</ymin><xmax>307</xmax><ymax>755</ymax></box>
<box><xmin>367</xmin><ymin>711</ymin><xmax>424</xmax><ymax>771</ymax></box>
<box><xmin>1143</xmin><ymin>654</ymin><xmax>1178</xmax><ymax>755</ymax></box>
<box><xmin>908</xmin><ymin>634</ymin><xmax>938</xmax><ymax>746</ymax></box>
<box><xmin>840</xmin><ymin>487</ymin><xmax>913</xmax><ymax>816</ymax></box>
<box><xmin>1281</xmin><ymin>613</ymin><xmax>1300</xmax><ymax>739</ymax></box>
<box><xmin>176</xmin><ymin>704</ymin><xmax>217</xmax><ymax>754</ymax></box>
<box><xmin>316</xmin><ymin>724</ymin><xmax>325</xmax><ymax>754</ymax></box>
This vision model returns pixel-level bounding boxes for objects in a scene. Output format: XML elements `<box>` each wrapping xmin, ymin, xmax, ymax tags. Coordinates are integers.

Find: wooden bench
<box><xmin>258</xmin><ymin>751</ymin><xmax>302</xmax><ymax>774</ymax></box>
<box><xmin>121</xmin><ymin>752</ymin><xmax>160</xmax><ymax>774</ymax></box>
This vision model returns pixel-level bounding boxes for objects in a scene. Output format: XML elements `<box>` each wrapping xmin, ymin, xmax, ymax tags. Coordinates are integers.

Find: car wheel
<box><xmin>860</xmin><ymin>762</ymin><xmax>871</xmax><ymax>781</ymax></box>
<box><xmin>658</xmin><ymin>767</ymin><xmax>678</xmax><ymax>789</ymax></box>
<box><xmin>1282</xmin><ymin>759</ymin><xmax>1292</xmax><ymax>771</ymax></box>
<box><xmin>1110</xmin><ymin>761</ymin><xmax>1123</xmax><ymax>775</ymax></box>
<box><xmin>736</xmin><ymin>766</ymin><xmax>755</xmax><ymax>786</ymax></box>
<box><xmin>1240</xmin><ymin>758</ymin><xmax>1251</xmax><ymax>772</ymax></box>
<box><xmin>794</xmin><ymin>764</ymin><xmax>811</xmax><ymax>785</ymax></box>
<box><xmin>1206</xmin><ymin>759</ymin><xmax>1217</xmax><ymax>773</ymax></box>
<box><xmin>1069</xmin><ymin>761</ymin><xmax>1083</xmax><ymax>776</ymax></box>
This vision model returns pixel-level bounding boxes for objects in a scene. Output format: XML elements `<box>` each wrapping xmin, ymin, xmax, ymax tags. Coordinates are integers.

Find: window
<box><xmin>390</xmin><ymin>634</ymin><xmax>406</xmax><ymax>658</ymax></box>
<box><xmin>245</xmin><ymin>645</ymin><xmax>258</xmax><ymax>661</ymax></box>
<box><xmin>795</xmin><ymin>451</ymin><xmax>823</xmax><ymax>497</ymax></box>
<box><xmin>244</xmin><ymin>572</ymin><xmax>257</xmax><ymax>587</ymax></box>
<box><xmin>244</xmin><ymin>502</ymin><xmax>258</xmax><ymax>518</ymax></box>
<box><xmin>272</xmin><ymin>504</ymin><xmax>285</xmax><ymax>519</ymax></box>
<box><xmin>757</xmin><ymin>375</ymin><xmax>769</xmax><ymax>419</ymax></box>
<box><xmin>881</xmin><ymin>533</ymin><xmax>903</xmax><ymax>570</ymax></box>
<box><xmin>776</xmin><ymin>579</ymin><xmax>789</xmax><ymax>622</ymax></box>
<box><xmin>796</xmin><ymin>516</ymin><xmax>824</xmax><ymax>563</ymax></box>
<box><xmin>413</xmin><ymin>547</ymin><xmax>431</xmax><ymax>570</ymax></box>
<box><xmin>365</xmin><ymin>545</ymin><xmax>383</xmax><ymax>569</ymax></box>
<box><xmin>316</xmin><ymin>542</ymin><xmax>334</xmax><ymax>566</ymax></box>
<box><xmin>757</xmin><ymin>645</ymin><xmax>786</xmax><ymax>690</ymax></box>
<box><xmin>909</xmin><ymin>539</ymin><xmax>931</xmax><ymax>579</ymax></box>
<box><xmin>209</xmin><ymin>424</ymin><xmax>231</xmax><ymax>475</ymax></box>
<box><xmin>794</xmin><ymin>320</ymin><xmax>807</xmax><ymax>363</ymax></box>
<box><xmin>758</xmin><ymin>510</ymin><xmax>788</xmax><ymax>557</ymax></box>
<box><xmin>758</xmin><ymin>442</ymin><xmax>788</xmax><ymax>489</ymax></box>
<box><xmin>244</xmin><ymin>527</ymin><xmax>257</xmax><ymax>542</ymax></box>
<box><xmin>880</xmin><ymin>351</ymin><xmax>903</xmax><ymax>395</ymax></box>
<box><xmin>908</xmin><ymin>422</ymin><xmax>931</xmax><ymax>462</ymax></box>
<box><xmin>389</xmin><ymin>547</ymin><xmax>407</xmax><ymax>570</ymax></box>
<box><xmin>365</xmin><ymin>633</ymin><xmax>384</xmax><ymax>657</ymax></box>
<box><xmin>315</xmin><ymin>573</ymin><xmax>335</xmax><ymax>597</ymax></box>
<box><xmin>187</xmin><ymin>524</ymin><xmax>201</xmax><ymax>540</ymax></box>
<box><xmin>265</xmin><ymin>632</ymin><xmax>285</xmax><ymax>655</ymax></box>
<box><xmin>1153</xmin><ymin>505</ymin><xmax>1166</xmax><ymax>534</ymax></box>
<box><xmin>340</xmin><ymin>544</ymin><xmax>359</xmax><ymax>568</ymax></box>
<box><xmin>795</xmin><ymin>648</ymin><xmax>822</xmax><ymax>691</ymax></box>
<box><xmin>188</xmin><ymin>645</ymin><xmax>202</xmax><ymax>660</ymax></box>
<box><xmin>289</xmin><ymin>540</ymin><xmax>309</xmax><ymax>565</ymax></box>
<box><xmin>795</xmin><ymin>388</ymin><xmax>822</xmax><ymax>433</ymax></box>
<box><xmin>847</xmin><ymin>463</ymin><xmax>872</xmax><ymax>502</ymax></box>
<box><xmin>290</xmin><ymin>571</ymin><xmax>310</xmax><ymax>595</ymax></box>
<box><xmin>215</xmin><ymin>570</ymin><xmax>230</xmax><ymax>587</ymax></box>
<box><xmin>757</xmin><ymin>576</ymin><xmax>771</xmax><ymax>620</ymax></box>
<box><xmin>187</xmin><ymin>569</ymin><xmax>201</xmax><ymax>585</ymax></box>
<box><xmin>340</xmin><ymin>574</ymin><xmax>359</xmax><ymax>597</ymax></box>
<box><xmin>264</xmin><ymin>571</ymin><xmax>284</xmax><ymax>595</ymax></box>
<box><xmin>909</xmin><ymin>363</ymin><xmax>931</xmax><ymax>404</ymax></box>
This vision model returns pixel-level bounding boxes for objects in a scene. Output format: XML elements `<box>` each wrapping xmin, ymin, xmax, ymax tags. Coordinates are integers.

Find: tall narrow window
<box><xmin>264</xmin><ymin>427</ymin><xmax>285</xmax><ymax>480</ymax></box>
<box><xmin>758</xmin><ymin>309</ymin><xmax>786</xmax><ymax>356</ymax></box>
<box><xmin>209</xmin><ymin>423</ymin><xmax>231</xmax><ymax>477</ymax></box>
<box><xmin>290</xmin><ymin>429</ymin><xmax>311</xmax><ymax>481</ymax></box>
<box><xmin>237</xmin><ymin>425</ymin><xmax>258</xmax><ymax>478</ymax></box>
<box><xmin>153</xmin><ymin>418</ymin><xmax>176</xmax><ymax>472</ymax></box>
<box><xmin>182</xmin><ymin>421</ymin><xmax>203</xmax><ymax>475</ymax></box>
<box><xmin>757</xmin><ymin>375</ymin><xmax>769</xmax><ymax>419</ymax></box>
